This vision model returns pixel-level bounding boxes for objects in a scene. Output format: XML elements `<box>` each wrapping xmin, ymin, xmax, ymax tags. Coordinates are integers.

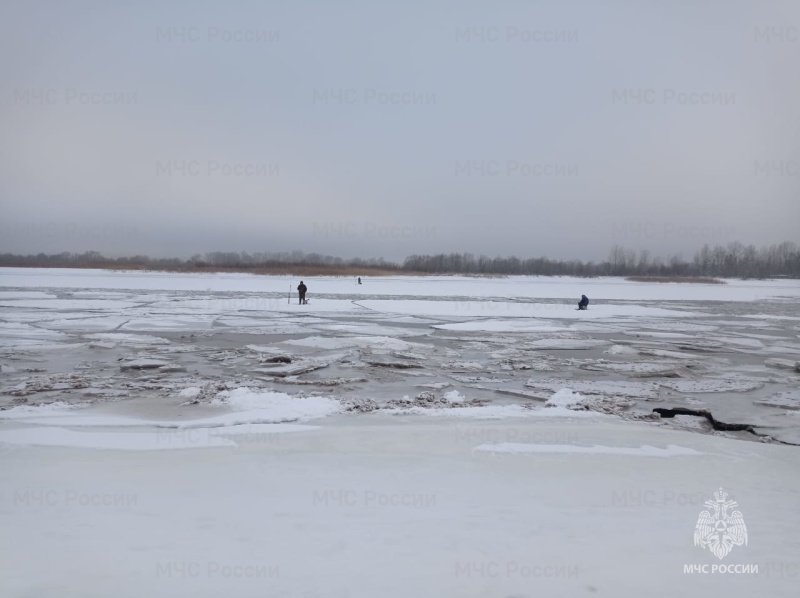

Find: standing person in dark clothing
<box><xmin>578</xmin><ymin>295</ymin><xmax>589</xmax><ymax>310</ymax></box>
<box><xmin>297</xmin><ymin>281</ymin><xmax>307</xmax><ymax>305</ymax></box>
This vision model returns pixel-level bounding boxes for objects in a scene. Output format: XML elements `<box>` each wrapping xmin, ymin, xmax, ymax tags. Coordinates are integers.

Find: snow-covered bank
<box><xmin>1</xmin><ymin>414</ymin><xmax>797</xmax><ymax>597</ymax></box>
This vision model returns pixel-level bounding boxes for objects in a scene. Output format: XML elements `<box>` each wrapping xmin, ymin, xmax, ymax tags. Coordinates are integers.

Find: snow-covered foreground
<box><xmin>1</xmin><ymin>268</ymin><xmax>800</xmax><ymax>596</ymax></box>
<box><xmin>2</xmin><ymin>414</ymin><xmax>799</xmax><ymax>597</ymax></box>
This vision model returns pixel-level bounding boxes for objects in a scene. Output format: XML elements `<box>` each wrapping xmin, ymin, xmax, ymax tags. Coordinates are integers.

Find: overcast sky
<box><xmin>1</xmin><ymin>0</ymin><xmax>798</xmax><ymax>262</ymax></box>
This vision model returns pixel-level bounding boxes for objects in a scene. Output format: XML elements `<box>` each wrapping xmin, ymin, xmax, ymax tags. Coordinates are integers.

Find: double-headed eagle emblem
<box><xmin>694</xmin><ymin>487</ymin><xmax>748</xmax><ymax>560</ymax></box>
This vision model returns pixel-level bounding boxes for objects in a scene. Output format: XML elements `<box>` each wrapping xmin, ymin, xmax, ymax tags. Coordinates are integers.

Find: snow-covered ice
<box><xmin>545</xmin><ymin>388</ymin><xmax>587</xmax><ymax>408</ymax></box>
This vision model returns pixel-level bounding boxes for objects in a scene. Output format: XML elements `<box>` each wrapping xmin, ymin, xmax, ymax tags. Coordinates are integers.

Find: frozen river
<box><xmin>2</xmin><ymin>268</ymin><xmax>799</xmax><ymax>444</ymax></box>
<box><xmin>1</xmin><ymin>268</ymin><xmax>799</xmax><ymax>597</ymax></box>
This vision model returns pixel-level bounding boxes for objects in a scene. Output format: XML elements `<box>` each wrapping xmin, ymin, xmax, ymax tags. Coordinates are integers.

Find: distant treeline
<box><xmin>0</xmin><ymin>251</ymin><xmax>402</xmax><ymax>276</ymax></box>
<box><xmin>404</xmin><ymin>242</ymin><xmax>800</xmax><ymax>278</ymax></box>
<box><xmin>1</xmin><ymin>241</ymin><xmax>798</xmax><ymax>278</ymax></box>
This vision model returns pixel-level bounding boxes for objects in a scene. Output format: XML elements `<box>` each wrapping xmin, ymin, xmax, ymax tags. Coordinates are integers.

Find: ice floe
<box><xmin>526</xmin><ymin>378</ymin><xmax>660</xmax><ymax>399</ymax></box>
<box><xmin>660</xmin><ymin>378</ymin><xmax>764</xmax><ymax>393</ymax></box>
<box><xmin>754</xmin><ymin>390</ymin><xmax>800</xmax><ymax>410</ymax></box>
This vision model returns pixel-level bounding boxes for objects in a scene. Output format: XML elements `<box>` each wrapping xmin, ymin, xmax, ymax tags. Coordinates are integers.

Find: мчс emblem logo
<box><xmin>693</xmin><ymin>488</ymin><xmax>748</xmax><ymax>560</ymax></box>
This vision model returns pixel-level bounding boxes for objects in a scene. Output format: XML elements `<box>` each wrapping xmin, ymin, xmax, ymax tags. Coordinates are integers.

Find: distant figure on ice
<box><xmin>357</xmin><ymin>277</ymin><xmax>362</xmax><ymax>285</ymax></box>
<box><xmin>297</xmin><ymin>281</ymin><xmax>307</xmax><ymax>305</ymax></box>
<box><xmin>578</xmin><ymin>295</ymin><xmax>589</xmax><ymax>310</ymax></box>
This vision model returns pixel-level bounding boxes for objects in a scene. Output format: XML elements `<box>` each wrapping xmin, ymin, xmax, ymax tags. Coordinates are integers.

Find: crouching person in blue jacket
<box><xmin>578</xmin><ymin>295</ymin><xmax>589</xmax><ymax>310</ymax></box>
